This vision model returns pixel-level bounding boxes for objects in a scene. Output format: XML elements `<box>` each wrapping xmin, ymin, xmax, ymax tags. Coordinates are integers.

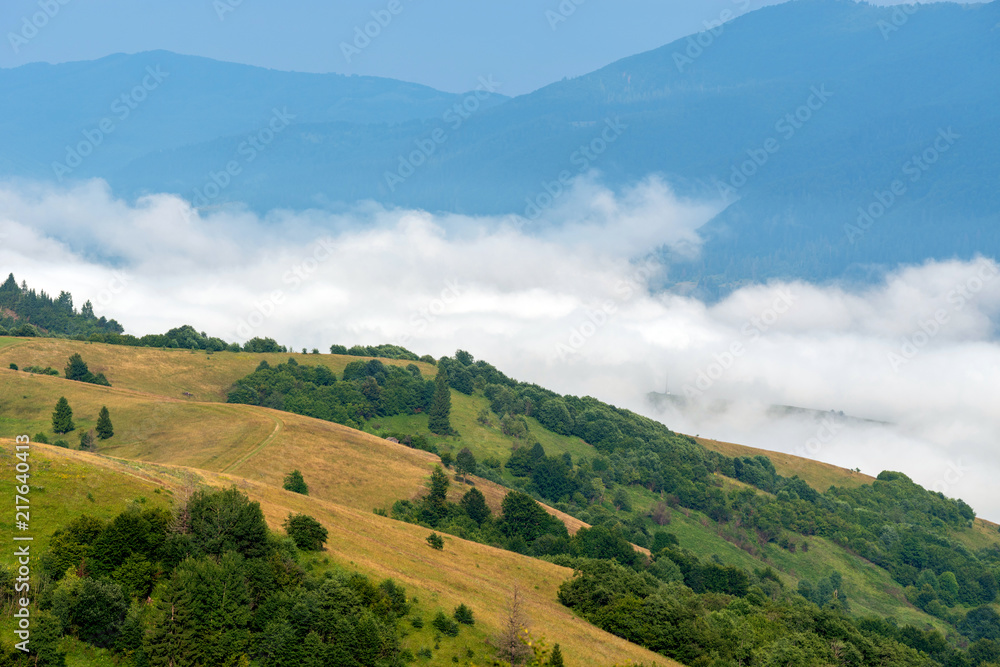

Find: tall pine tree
<box><xmin>549</xmin><ymin>643</ymin><xmax>565</xmax><ymax>666</ymax></box>
<box><xmin>420</xmin><ymin>466</ymin><xmax>451</xmax><ymax>526</ymax></box>
<box><xmin>96</xmin><ymin>406</ymin><xmax>114</xmax><ymax>439</ymax></box>
<box><xmin>52</xmin><ymin>397</ymin><xmax>75</xmax><ymax>434</ymax></box>
<box><xmin>428</xmin><ymin>365</ymin><xmax>453</xmax><ymax>435</ymax></box>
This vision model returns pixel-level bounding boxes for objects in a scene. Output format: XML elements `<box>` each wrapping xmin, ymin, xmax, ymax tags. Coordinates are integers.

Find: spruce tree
<box><xmin>460</xmin><ymin>487</ymin><xmax>491</xmax><ymax>525</ymax></box>
<box><xmin>65</xmin><ymin>353</ymin><xmax>90</xmax><ymax>381</ymax></box>
<box><xmin>428</xmin><ymin>365</ymin><xmax>453</xmax><ymax>435</ymax></box>
<box><xmin>52</xmin><ymin>397</ymin><xmax>75</xmax><ymax>434</ymax></box>
<box><xmin>549</xmin><ymin>643</ymin><xmax>565</xmax><ymax>666</ymax></box>
<box><xmin>420</xmin><ymin>466</ymin><xmax>450</xmax><ymax>525</ymax></box>
<box><xmin>96</xmin><ymin>406</ymin><xmax>114</xmax><ymax>439</ymax></box>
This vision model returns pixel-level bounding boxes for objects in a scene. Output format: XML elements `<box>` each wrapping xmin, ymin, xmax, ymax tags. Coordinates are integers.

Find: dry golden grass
<box><xmin>697</xmin><ymin>436</ymin><xmax>875</xmax><ymax>492</ymax></box>
<box><xmin>0</xmin><ymin>368</ymin><xmax>467</xmax><ymax>515</ymax></box>
<box><xmin>0</xmin><ymin>337</ymin><xmax>435</xmax><ymax>402</ymax></box>
<box><xmin>0</xmin><ymin>439</ymin><xmax>673</xmax><ymax>667</ymax></box>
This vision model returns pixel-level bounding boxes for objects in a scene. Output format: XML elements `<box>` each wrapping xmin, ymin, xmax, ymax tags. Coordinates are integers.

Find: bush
<box><xmin>432</xmin><ymin>610</ymin><xmax>460</xmax><ymax>637</ymax></box>
<box><xmin>426</xmin><ymin>533</ymin><xmax>444</xmax><ymax>550</ymax></box>
<box><xmin>283</xmin><ymin>513</ymin><xmax>328</xmax><ymax>551</ymax></box>
<box><xmin>34</xmin><ymin>432</ymin><xmax>50</xmax><ymax>444</ymax></box>
<box><xmin>79</xmin><ymin>429</ymin><xmax>97</xmax><ymax>452</ymax></box>
<box><xmin>283</xmin><ymin>469</ymin><xmax>308</xmax><ymax>495</ymax></box>
<box><xmin>8</xmin><ymin>363</ymin><xmax>17</xmax><ymax>370</ymax></box>
<box><xmin>453</xmin><ymin>603</ymin><xmax>475</xmax><ymax>625</ymax></box>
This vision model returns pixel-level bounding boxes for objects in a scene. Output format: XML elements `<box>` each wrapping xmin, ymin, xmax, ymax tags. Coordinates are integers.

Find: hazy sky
<box><xmin>0</xmin><ymin>0</ymin><xmax>972</xmax><ymax>95</ymax></box>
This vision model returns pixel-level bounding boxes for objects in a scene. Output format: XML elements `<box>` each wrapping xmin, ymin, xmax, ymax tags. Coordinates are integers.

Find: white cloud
<box><xmin>2</xmin><ymin>178</ymin><xmax>999</xmax><ymax>519</ymax></box>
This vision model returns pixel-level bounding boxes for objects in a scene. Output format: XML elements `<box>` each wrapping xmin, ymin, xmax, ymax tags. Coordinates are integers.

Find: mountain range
<box><xmin>1</xmin><ymin>0</ymin><xmax>997</xmax><ymax>292</ymax></box>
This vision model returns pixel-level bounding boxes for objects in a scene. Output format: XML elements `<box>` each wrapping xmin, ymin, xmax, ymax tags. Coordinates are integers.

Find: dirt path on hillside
<box><xmin>221</xmin><ymin>415</ymin><xmax>285</xmax><ymax>474</ymax></box>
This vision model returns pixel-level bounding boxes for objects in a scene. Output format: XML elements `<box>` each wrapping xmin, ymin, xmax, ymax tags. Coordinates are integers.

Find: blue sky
<box><xmin>0</xmin><ymin>0</ymin><xmax>938</xmax><ymax>95</ymax></box>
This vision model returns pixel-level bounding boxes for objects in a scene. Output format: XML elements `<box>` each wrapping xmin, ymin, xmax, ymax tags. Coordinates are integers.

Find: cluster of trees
<box><xmin>556</xmin><ymin>558</ymin><xmax>969</xmax><ymax>667</ymax></box>
<box><xmin>78</xmin><ymin>325</ymin><xmax>287</xmax><ymax>354</ymax></box>
<box><xmin>390</xmin><ymin>467</ymin><xmax>568</xmax><ymax>556</ymax></box>
<box><xmin>0</xmin><ymin>273</ymin><xmax>123</xmax><ymax>338</ymax></box>
<box><xmin>4</xmin><ymin>488</ymin><xmax>419</xmax><ymax>666</ymax></box>
<box><xmin>49</xmin><ymin>398</ymin><xmax>114</xmax><ymax>444</ymax></box>
<box><xmin>227</xmin><ymin>358</ymin><xmax>438</xmax><ymax>430</ymax></box>
<box><xmin>13</xmin><ymin>364</ymin><xmax>59</xmax><ymax>375</ymax></box>
<box><xmin>390</xmin><ymin>467</ymin><xmax>649</xmax><ymax>567</ymax></box>
<box><xmin>64</xmin><ymin>353</ymin><xmax>111</xmax><ymax>386</ymax></box>
<box><xmin>11</xmin><ymin>354</ymin><xmax>110</xmax><ymax>386</ymax></box>
<box><xmin>385</xmin><ymin>465</ymin><xmax>997</xmax><ymax>666</ymax></box>
<box><xmin>329</xmin><ymin>343</ymin><xmax>434</xmax><ymax>364</ymax></box>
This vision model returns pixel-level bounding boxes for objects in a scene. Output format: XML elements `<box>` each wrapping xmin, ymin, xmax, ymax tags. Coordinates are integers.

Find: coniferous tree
<box><xmin>96</xmin><ymin>406</ymin><xmax>114</xmax><ymax>439</ymax></box>
<box><xmin>65</xmin><ymin>353</ymin><xmax>90</xmax><ymax>381</ymax></box>
<box><xmin>428</xmin><ymin>366</ymin><xmax>453</xmax><ymax>435</ymax></box>
<box><xmin>460</xmin><ymin>488</ymin><xmax>491</xmax><ymax>526</ymax></box>
<box><xmin>456</xmin><ymin>447</ymin><xmax>477</xmax><ymax>480</ymax></box>
<box><xmin>52</xmin><ymin>397</ymin><xmax>75</xmax><ymax>434</ymax></box>
<box><xmin>549</xmin><ymin>643</ymin><xmax>565</xmax><ymax>666</ymax></box>
<box><xmin>454</xmin><ymin>603</ymin><xmax>475</xmax><ymax>626</ymax></box>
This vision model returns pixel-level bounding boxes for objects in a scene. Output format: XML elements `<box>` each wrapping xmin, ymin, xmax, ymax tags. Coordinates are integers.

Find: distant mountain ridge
<box><xmin>1</xmin><ymin>0</ymin><xmax>997</xmax><ymax>291</ymax></box>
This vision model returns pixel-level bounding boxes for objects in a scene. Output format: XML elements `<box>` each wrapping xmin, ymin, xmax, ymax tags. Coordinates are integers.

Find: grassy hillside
<box><xmin>0</xmin><ymin>336</ymin><xmax>435</xmax><ymax>402</ymax></box>
<box><xmin>0</xmin><ymin>439</ymin><xmax>671</xmax><ymax>666</ymax></box>
<box><xmin>3</xmin><ymin>335</ymin><xmax>999</xmax><ymax>664</ymax></box>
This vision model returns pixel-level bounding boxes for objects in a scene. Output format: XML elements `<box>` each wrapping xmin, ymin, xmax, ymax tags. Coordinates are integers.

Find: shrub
<box><xmin>282</xmin><ymin>469</ymin><xmax>308</xmax><ymax>495</ymax></box>
<box><xmin>426</xmin><ymin>533</ymin><xmax>444</xmax><ymax>550</ymax></box>
<box><xmin>79</xmin><ymin>430</ymin><xmax>97</xmax><ymax>452</ymax></box>
<box><xmin>432</xmin><ymin>610</ymin><xmax>460</xmax><ymax>637</ymax></box>
<box><xmin>454</xmin><ymin>603</ymin><xmax>475</xmax><ymax>626</ymax></box>
<box><xmin>283</xmin><ymin>513</ymin><xmax>328</xmax><ymax>551</ymax></box>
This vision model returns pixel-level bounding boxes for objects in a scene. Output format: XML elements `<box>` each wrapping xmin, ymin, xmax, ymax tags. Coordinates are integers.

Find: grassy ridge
<box><xmin>0</xmin><ymin>440</ymin><xmax>672</xmax><ymax>666</ymax></box>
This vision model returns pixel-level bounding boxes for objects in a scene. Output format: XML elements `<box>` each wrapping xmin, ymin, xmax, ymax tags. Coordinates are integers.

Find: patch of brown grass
<box><xmin>697</xmin><ymin>436</ymin><xmax>875</xmax><ymax>492</ymax></box>
<box><xmin>0</xmin><ymin>337</ymin><xmax>435</xmax><ymax>402</ymax></box>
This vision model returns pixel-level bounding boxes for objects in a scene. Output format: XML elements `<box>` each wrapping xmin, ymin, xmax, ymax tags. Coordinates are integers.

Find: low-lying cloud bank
<box><xmin>2</xmin><ymin>178</ymin><xmax>999</xmax><ymax>518</ymax></box>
